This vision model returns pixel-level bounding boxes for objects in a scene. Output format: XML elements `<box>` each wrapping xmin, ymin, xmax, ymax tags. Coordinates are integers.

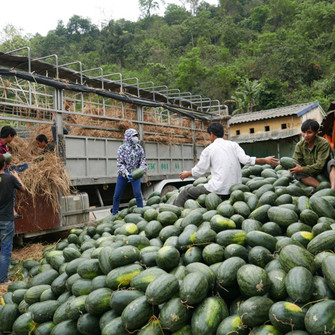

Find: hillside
<box><xmin>1</xmin><ymin>0</ymin><xmax>335</xmax><ymax>113</ymax></box>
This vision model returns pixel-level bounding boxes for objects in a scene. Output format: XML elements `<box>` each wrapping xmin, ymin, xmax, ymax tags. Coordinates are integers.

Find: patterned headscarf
<box><xmin>124</xmin><ymin>128</ymin><xmax>138</xmax><ymax>147</ymax></box>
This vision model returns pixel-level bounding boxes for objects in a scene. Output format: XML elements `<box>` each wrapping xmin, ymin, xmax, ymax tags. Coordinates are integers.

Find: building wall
<box><xmin>228</xmin><ymin>106</ymin><xmax>325</xmax><ymax>143</ymax></box>
<box><xmin>240</xmin><ymin>136</ymin><xmax>299</xmax><ymax>159</ymax></box>
<box><xmin>300</xmin><ymin>106</ymin><xmax>325</xmax><ymax>124</ymax></box>
<box><xmin>229</xmin><ymin>115</ymin><xmax>300</xmax><ymax>137</ymax></box>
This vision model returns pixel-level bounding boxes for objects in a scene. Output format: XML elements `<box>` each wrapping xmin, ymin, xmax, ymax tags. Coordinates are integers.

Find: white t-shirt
<box><xmin>191</xmin><ymin>138</ymin><xmax>256</xmax><ymax>195</ymax></box>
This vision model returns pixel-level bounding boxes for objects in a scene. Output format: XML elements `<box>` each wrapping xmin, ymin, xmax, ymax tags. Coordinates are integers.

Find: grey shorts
<box><xmin>294</xmin><ymin>159</ymin><xmax>335</xmax><ymax>181</ymax></box>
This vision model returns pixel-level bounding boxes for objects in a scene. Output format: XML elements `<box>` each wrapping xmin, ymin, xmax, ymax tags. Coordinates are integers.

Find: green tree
<box><xmin>231</xmin><ymin>78</ymin><xmax>261</xmax><ymax>114</ymax></box>
<box><xmin>0</xmin><ymin>25</ymin><xmax>28</xmax><ymax>51</ymax></box>
<box><xmin>257</xmin><ymin>78</ymin><xmax>287</xmax><ymax>110</ymax></box>
<box><xmin>101</xmin><ymin>20</ymin><xmax>135</xmax><ymax>69</ymax></box>
<box><xmin>175</xmin><ymin>47</ymin><xmax>208</xmax><ymax>93</ymax></box>
<box><xmin>250</xmin><ymin>5</ymin><xmax>270</xmax><ymax>32</ymax></box>
<box><xmin>164</xmin><ymin>4</ymin><xmax>190</xmax><ymax>25</ymax></box>
<box><xmin>268</xmin><ymin>0</ymin><xmax>297</xmax><ymax>29</ymax></box>
<box><xmin>139</xmin><ymin>0</ymin><xmax>160</xmax><ymax>18</ymax></box>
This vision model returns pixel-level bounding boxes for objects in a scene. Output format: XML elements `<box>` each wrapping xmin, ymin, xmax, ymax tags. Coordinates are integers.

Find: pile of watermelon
<box><xmin>1</xmin><ymin>158</ymin><xmax>335</xmax><ymax>335</ymax></box>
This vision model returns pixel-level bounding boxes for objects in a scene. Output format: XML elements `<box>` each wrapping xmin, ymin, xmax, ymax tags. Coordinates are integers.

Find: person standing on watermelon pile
<box><xmin>111</xmin><ymin>128</ymin><xmax>147</xmax><ymax>215</ymax></box>
<box><xmin>289</xmin><ymin>119</ymin><xmax>335</xmax><ymax>190</ymax></box>
<box><xmin>0</xmin><ymin>154</ymin><xmax>26</xmax><ymax>286</ymax></box>
<box><xmin>174</xmin><ymin>122</ymin><xmax>279</xmax><ymax>207</ymax></box>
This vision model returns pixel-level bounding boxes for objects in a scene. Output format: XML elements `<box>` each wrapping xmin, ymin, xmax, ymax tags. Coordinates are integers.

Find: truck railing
<box><xmin>0</xmin><ymin>46</ymin><xmax>228</xmax><ymax>116</ymax></box>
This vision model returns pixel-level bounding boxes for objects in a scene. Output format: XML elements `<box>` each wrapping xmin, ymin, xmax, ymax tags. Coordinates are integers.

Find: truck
<box><xmin>0</xmin><ymin>47</ymin><xmax>229</xmax><ymax>238</ymax></box>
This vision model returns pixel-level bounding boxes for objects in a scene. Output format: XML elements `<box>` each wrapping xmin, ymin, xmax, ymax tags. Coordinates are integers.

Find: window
<box><xmin>236</xmin><ymin>130</ymin><xmax>240</xmax><ymax>135</ymax></box>
<box><xmin>281</xmin><ymin>123</ymin><xmax>287</xmax><ymax>129</ymax></box>
<box><xmin>250</xmin><ymin>128</ymin><xmax>255</xmax><ymax>134</ymax></box>
<box><xmin>265</xmin><ymin>126</ymin><xmax>270</xmax><ymax>131</ymax></box>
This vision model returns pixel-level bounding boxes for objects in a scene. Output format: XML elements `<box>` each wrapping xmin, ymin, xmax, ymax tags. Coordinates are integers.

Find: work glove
<box><xmin>128</xmin><ymin>174</ymin><xmax>135</xmax><ymax>182</ymax></box>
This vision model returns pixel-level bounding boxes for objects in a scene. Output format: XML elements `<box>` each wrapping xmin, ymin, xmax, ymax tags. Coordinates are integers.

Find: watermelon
<box><xmin>131</xmin><ymin>167</ymin><xmax>144</xmax><ymax>180</ymax></box>
<box><xmin>269</xmin><ymin>301</ymin><xmax>305</xmax><ymax>332</ymax></box>
<box><xmin>237</xmin><ymin>264</ymin><xmax>270</xmax><ymax>297</ymax></box>
<box><xmin>304</xmin><ymin>300</ymin><xmax>335</xmax><ymax>335</ymax></box>
<box><xmin>239</xmin><ymin>296</ymin><xmax>273</xmax><ymax>327</ymax></box>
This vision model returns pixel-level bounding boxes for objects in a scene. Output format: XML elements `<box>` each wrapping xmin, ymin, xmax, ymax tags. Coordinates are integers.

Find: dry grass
<box><xmin>0</xmin><ymin>243</ymin><xmax>53</xmax><ymax>298</ymax></box>
<box><xmin>27</xmin><ymin>103</ymin><xmax>211</xmax><ymax>144</ymax></box>
<box><xmin>8</xmin><ymin>138</ymin><xmax>72</xmax><ymax>214</ymax></box>
<box><xmin>0</xmin><ymin>284</ymin><xmax>9</xmax><ymax>298</ymax></box>
<box><xmin>11</xmin><ymin>243</ymin><xmax>47</xmax><ymax>262</ymax></box>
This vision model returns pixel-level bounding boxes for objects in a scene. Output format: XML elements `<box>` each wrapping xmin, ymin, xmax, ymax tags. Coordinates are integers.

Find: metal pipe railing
<box><xmin>5</xmin><ymin>46</ymin><xmax>32</xmax><ymax>104</ymax></box>
<box><xmin>0</xmin><ymin>46</ymin><xmax>226</xmax><ymax>117</ymax></box>
<box><xmin>83</xmin><ymin>67</ymin><xmax>105</xmax><ymax>114</ymax></box>
<box><xmin>34</xmin><ymin>54</ymin><xmax>59</xmax><ymax>78</ymax></box>
<box><xmin>115</xmin><ymin>77</ymin><xmax>140</xmax><ymax>97</ymax></box>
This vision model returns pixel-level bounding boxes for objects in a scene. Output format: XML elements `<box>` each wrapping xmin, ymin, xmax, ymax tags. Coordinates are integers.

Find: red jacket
<box><xmin>0</xmin><ymin>139</ymin><xmax>8</xmax><ymax>154</ymax></box>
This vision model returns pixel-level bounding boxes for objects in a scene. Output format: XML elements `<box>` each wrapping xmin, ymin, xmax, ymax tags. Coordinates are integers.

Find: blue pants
<box><xmin>5</xmin><ymin>163</ymin><xmax>29</xmax><ymax>174</ymax></box>
<box><xmin>0</xmin><ymin>221</ymin><xmax>15</xmax><ymax>283</ymax></box>
<box><xmin>112</xmin><ymin>175</ymin><xmax>143</xmax><ymax>215</ymax></box>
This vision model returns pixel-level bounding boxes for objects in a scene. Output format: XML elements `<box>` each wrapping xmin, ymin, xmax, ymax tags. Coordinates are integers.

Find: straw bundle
<box><xmin>8</xmin><ymin>138</ymin><xmax>72</xmax><ymax>214</ymax></box>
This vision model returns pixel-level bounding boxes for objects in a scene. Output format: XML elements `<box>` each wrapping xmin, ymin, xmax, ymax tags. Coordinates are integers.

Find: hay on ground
<box><xmin>0</xmin><ymin>243</ymin><xmax>54</xmax><ymax>297</ymax></box>
<box><xmin>11</xmin><ymin>243</ymin><xmax>48</xmax><ymax>262</ymax></box>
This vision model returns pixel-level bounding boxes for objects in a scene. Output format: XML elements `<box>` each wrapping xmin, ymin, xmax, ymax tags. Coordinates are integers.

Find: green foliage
<box><xmin>231</xmin><ymin>78</ymin><xmax>261</xmax><ymax>115</ymax></box>
<box><xmin>139</xmin><ymin>0</ymin><xmax>160</xmax><ymax>18</ymax></box>
<box><xmin>257</xmin><ymin>78</ymin><xmax>287</xmax><ymax>110</ymax></box>
<box><xmin>175</xmin><ymin>47</ymin><xmax>208</xmax><ymax>93</ymax></box>
<box><xmin>0</xmin><ymin>25</ymin><xmax>29</xmax><ymax>52</ymax></box>
<box><xmin>164</xmin><ymin>4</ymin><xmax>191</xmax><ymax>25</ymax></box>
<box><xmin>1</xmin><ymin>0</ymin><xmax>335</xmax><ymax>112</ymax></box>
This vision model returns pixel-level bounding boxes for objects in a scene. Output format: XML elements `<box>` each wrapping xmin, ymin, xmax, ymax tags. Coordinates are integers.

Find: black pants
<box><xmin>174</xmin><ymin>185</ymin><xmax>229</xmax><ymax>207</ymax></box>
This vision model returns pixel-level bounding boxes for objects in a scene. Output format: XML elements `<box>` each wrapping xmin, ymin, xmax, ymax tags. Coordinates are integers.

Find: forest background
<box><xmin>1</xmin><ymin>0</ymin><xmax>335</xmax><ymax>115</ymax></box>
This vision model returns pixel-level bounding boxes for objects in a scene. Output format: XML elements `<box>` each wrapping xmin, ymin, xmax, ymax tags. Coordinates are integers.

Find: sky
<box><xmin>0</xmin><ymin>0</ymin><xmax>219</xmax><ymax>37</ymax></box>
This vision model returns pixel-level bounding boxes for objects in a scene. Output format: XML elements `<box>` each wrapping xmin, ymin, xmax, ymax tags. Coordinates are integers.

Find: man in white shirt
<box><xmin>174</xmin><ymin>122</ymin><xmax>279</xmax><ymax>207</ymax></box>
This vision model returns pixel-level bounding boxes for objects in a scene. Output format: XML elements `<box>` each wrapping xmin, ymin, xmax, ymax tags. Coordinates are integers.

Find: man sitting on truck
<box><xmin>289</xmin><ymin>119</ymin><xmax>335</xmax><ymax>189</ymax></box>
<box><xmin>174</xmin><ymin>122</ymin><xmax>279</xmax><ymax>207</ymax></box>
<box><xmin>36</xmin><ymin>134</ymin><xmax>55</xmax><ymax>154</ymax></box>
<box><xmin>0</xmin><ymin>153</ymin><xmax>26</xmax><ymax>285</ymax></box>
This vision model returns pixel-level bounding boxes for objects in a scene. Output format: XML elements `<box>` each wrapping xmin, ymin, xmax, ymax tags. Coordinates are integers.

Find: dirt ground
<box><xmin>0</xmin><ymin>232</ymin><xmax>67</xmax><ymax>298</ymax></box>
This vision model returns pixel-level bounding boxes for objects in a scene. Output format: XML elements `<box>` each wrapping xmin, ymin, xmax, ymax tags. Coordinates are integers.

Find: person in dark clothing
<box><xmin>0</xmin><ymin>126</ymin><xmax>27</xmax><ymax>219</ymax></box>
<box><xmin>0</xmin><ymin>154</ymin><xmax>26</xmax><ymax>285</ymax></box>
<box><xmin>36</xmin><ymin>134</ymin><xmax>55</xmax><ymax>153</ymax></box>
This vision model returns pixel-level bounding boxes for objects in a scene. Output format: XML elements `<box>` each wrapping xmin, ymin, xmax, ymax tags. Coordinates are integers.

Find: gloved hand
<box><xmin>128</xmin><ymin>174</ymin><xmax>135</xmax><ymax>182</ymax></box>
